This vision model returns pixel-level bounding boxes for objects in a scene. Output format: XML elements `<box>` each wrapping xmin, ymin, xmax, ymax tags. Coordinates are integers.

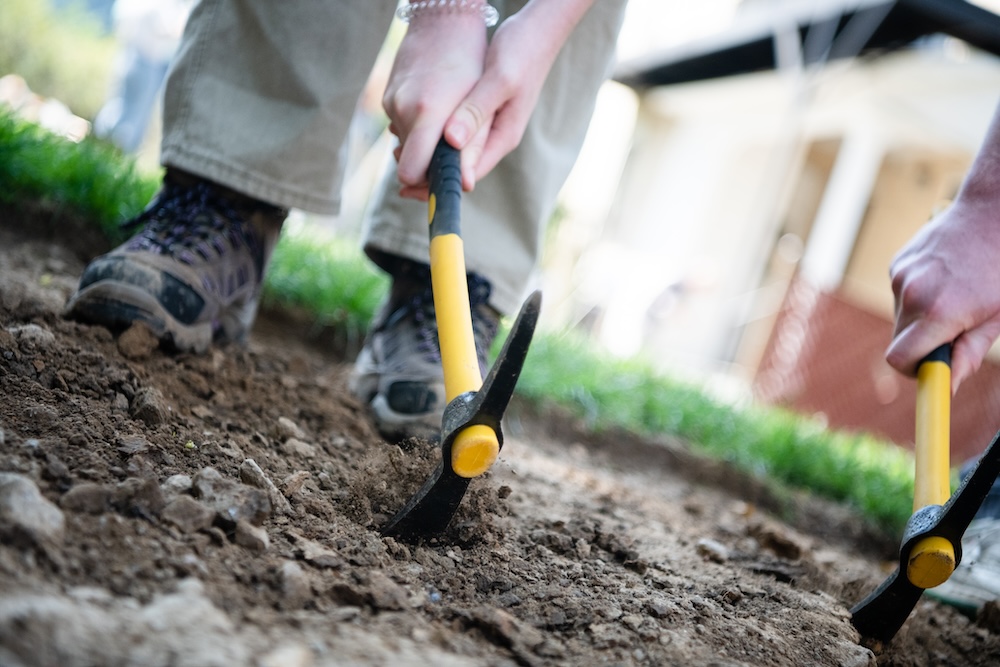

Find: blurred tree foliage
<box><xmin>0</xmin><ymin>0</ymin><xmax>117</xmax><ymax>119</ymax></box>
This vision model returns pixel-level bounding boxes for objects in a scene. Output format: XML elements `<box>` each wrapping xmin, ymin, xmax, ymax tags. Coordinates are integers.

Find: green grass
<box><xmin>261</xmin><ymin>219</ymin><xmax>388</xmax><ymax>345</ymax></box>
<box><xmin>0</xmin><ymin>108</ymin><xmax>918</xmax><ymax>536</ymax></box>
<box><xmin>0</xmin><ymin>110</ymin><xmax>158</xmax><ymax>238</ymax></box>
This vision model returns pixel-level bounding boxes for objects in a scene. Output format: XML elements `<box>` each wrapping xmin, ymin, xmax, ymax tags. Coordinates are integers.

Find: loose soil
<box><xmin>1</xmin><ymin>203</ymin><xmax>998</xmax><ymax>666</ymax></box>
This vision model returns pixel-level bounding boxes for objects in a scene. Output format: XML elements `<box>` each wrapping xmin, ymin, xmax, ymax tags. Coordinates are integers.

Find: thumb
<box><xmin>444</xmin><ymin>101</ymin><xmax>486</xmax><ymax>150</ymax></box>
<box><xmin>445</xmin><ymin>104</ymin><xmax>492</xmax><ymax>191</ymax></box>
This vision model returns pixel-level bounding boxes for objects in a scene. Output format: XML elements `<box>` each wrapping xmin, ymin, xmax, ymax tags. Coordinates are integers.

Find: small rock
<box><xmin>472</xmin><ymin>607</ymin><xmax>544</xmax><ymax>650</ymax></box>
<box><xmin>193</xmin><ymin>467</ymin><xmax>271</xmax><ymax>527</ymax></box>
<box><xmin>275</xmin><ymin>417</ymin><xmax>306</xmax><ymax>441</ymax></box>
<box><xmin>280</xmin><ymin>438</ymin><xmax>316</xmax><ymax>459</ymax></box>
<box><xmin>112</xmin><ymin>478</ymin><xmax>165</xmax><ymax>518</ymax></box>
<box><xmin>43</xmin><ymin>454</ymin><xmax>70</xmax><ymax>481</ymax></box>
<box><xmin>290</xmin><ymin>533</ymin><xmax>342</xmax><ymax>569</ymax></box>
<box><xmin>10</xmin><ymin>324</ymin><xmax>56</xmax><ymax>350</ymax></box>
<box><xmin>112</xmin><ymin>393</ymin><xmax>130</xmax><ymax>412</ymax></box>
<box><xmin>59</xmin><ymin>483</ymin><xmax>112</xmax><ymax>514</ymax></box>
<box><xmin>117</xmin><ymin>322</ymin><xmax>159</xmax><ymax>360</ymax></box>
<box><xmin>260</xmin><ymin>644</ymin><xmax>315</xmax><ymax>667</ymax></box>
<box><xmin>646</xmin><ymin>598</ymin><xmax>674</xmax><ymax>619</ymax></box>
<box><xmin>750</xmin><ymin>522</ymin><xmax>804</xmax><ymax>560</ymax></box>
<box><xmin>366</xmin><ymin>571</ymin><xmax>410</xmax><ymax>611</ymax></box>
<box><xmin>160</xmin><ymin>474</ymin><xmax>193</xmax><ymax>499</ymax></box>
<box><xmin>234</xmin><ymin>519</ymin><xmax>269</xmax><ymax>552</ymax></box>
<box><xmin>278</xmin><ymin>561</ymin><xmax>312</xmax><ymax>610</ymax></box>
<box><xmin>696</xmin><ymin>538</ymin><xmax>730</xmax><ymax>563</ymax></box>
<box><xmin>0</xmin><ymin>473</ymin><xmax>65</xmax><ymax>546</ymax></box>
<box><xmin>239</xmin><ymin>459</ymin><xmax>292</xmax><ymax>515</ymax></box>
<box><xmin>116</xmin><ymin>436</ymin><xmax>150</xmax><ymax>455</ymax></box>
<box><xmin>130</xmin><ymin>387</ymin><xmax>169</xmax><ymax>427</ymax></box>
<box><xmin>162</xmin><ymin>495</ymin><xmax>216</xmax><ymax>534</ymax></box>
<box><xmin>281</xmin><ymin>471</ymin><xmax>311</xmax><ymax>499</ymax></box>
<box><xmin>833</xmin><ymin>640</ymin><xmax>877</xmax><ymax>667</ymax></box>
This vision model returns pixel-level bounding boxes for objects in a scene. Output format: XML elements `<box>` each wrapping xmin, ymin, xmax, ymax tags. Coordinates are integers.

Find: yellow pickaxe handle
<box><xmin>906</xmin><ymin>344</ymin><xmax>956</xmax><ymax>589</ymax></box>
<box><xmin>427</xmin><ymin>141</ymin><xmax>499</xmax><ymax>479</ymax></box>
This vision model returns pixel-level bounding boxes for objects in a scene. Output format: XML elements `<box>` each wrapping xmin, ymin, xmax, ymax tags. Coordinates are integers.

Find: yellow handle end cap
<box><xmin>451</xmin><ymin>425</ymin><xmax>500</xmax><ymax>478</ymax></box>
<box><xmin>907</xmin><ymin>536</ymin><xmax>956</xmax><ymax>589</ymax></box>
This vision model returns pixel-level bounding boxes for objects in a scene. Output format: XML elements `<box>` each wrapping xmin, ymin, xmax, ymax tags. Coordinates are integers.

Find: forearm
<box><xmin>956</xmin><ymin>104</ymin><xmax>1000</xmax><ymax>206</ymax></box>
<box><xmin>509</xmin><ymin>0</ymin><xmax>597</xmax><ymax>60</ymax></box>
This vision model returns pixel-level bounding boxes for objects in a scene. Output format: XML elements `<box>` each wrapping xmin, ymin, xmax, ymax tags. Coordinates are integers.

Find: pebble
<box><xmin>280</xmin><ymin>438</ymin><xmax>316</xmax><ymax>459</ymax></box>
<box><xmin>278</xmin><ymin>560</ymin><xmax>312</xmax><ymax>609</ymax></box>
<box><xmin>59</xmin><ymin>483</ymin><xmax>112</xmax><ymax>514</ymax></box>
<box><xmin>161</xmin><ymin>474</ymin><xmax>193</xmax><ymax>499</ymax></box>
<box><xmin>0</xmin><ymin>473</ymin><xmax>65</xmax><ymax>546</ymax></box>
<box><xmin>275</xmin><ymin>416</ymin><xmax>306</xmax><ymax>441</ymax></box>
<box><xmin>695</xmin><ymin>538</ymin><xmax>730</xmax><ymax>563</ymax></box>
<box><xmin>234</xmin><ymin>520</ymin><xmax>269</xmax><ymax>553</ymax></box>
<box><xmin>366</xmin><ymin>571</ymin><xmax>410</xmax><ymax>611</ymax></box>
<box><xmin>112</xmin><ymin>478</ymin><xmax>165</xmax><ymax>519</ymax></box>
<box><xmin>239</xmin><ymin>459</ymin><xmax>292</xmax><ymax>515</ymax></box>
<box><xmin>193</xmin><ymin>467</ymin><xmax>271</xmax><ymax>527</ymax></box>
<box><xmin>162</xmin><ymin>495</ymin><xmax>216</xmax><ymax>534</ymax></box>
<box><xmin>10</xmin><ymin>324</ymin><xmax>56</xmax><ymax>350</ymax></box>
<box><xmin>260</xmin><ymin>644</ymin><xmax>315</xmax><ymax>667</ymax></box>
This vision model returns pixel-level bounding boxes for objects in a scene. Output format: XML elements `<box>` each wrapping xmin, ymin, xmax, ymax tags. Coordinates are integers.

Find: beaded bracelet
<box><xmin>395</xmin><ymin>1</ymin><xmax>500</xmax><ymax>27</ymax></box>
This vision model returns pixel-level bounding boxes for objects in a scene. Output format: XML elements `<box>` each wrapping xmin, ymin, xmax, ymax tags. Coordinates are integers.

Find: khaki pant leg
<box><xmin>161</xmin><ymin>0</ymin><xmax>397</xmax><ymax>214</ymax></box>
<box><xmin>362</xmin><ymin>0</ymin><xmax>629</xmax><ymax>315</ymax></box>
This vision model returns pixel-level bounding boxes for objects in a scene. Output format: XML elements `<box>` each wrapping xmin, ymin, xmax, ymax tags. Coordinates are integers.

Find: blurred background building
<box><xmin>548</xmin><ymin>0</ymin><xmax>1000</xmax><ymax>459</ymax></box>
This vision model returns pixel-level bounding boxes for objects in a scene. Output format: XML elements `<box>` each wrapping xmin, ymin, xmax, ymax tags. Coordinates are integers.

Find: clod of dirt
<box><xmin>59</xmin><ymin>482</ymin><xmax>112</xmax><ymax>514</ymax></box>
<box><xmin>130</xmin><ymin>386</ymin><xmax>170</xmax><ymax>427</ymax></box>
<box><xmin>116</xmin><ymin>322</ymin><xmax>159</xmax><ymax>360</ymax></box>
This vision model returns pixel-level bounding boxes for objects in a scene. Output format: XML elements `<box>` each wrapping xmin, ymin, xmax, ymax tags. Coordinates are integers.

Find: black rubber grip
<box><xmin>428</xmin><ymin>140</ymin><xmax>462</xmax><ymax>239</ymax></box>
<box><xmin>921</xmin><ymin>343</ymin><xmax>952</xmax><ymax>367</ymax></box>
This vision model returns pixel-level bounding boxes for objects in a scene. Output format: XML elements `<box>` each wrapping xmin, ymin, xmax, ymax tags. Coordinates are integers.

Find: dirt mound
<box><xmin>1</xmin><ymin>208</ymin><xmax>998</xmax><ymax>666</ymax></box>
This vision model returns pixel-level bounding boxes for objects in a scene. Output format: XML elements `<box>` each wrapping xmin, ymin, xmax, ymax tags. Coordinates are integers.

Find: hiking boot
<box><xmin>926</xmin><ymin>518</ymin><xmax>1000</xmax><ymax>615</ymax></box>
<box><xmin>64</xmin><ymin>170</ymin><xmax>287</xmax><ymax>352</ymax></box>
<box><xmin>349</xmin><ymin>258</ymin><xmax>500</xmax><ymax>442</ymax></box>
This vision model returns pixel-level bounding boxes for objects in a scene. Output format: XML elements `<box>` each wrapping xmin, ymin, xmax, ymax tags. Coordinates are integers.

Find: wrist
<box><xmin>396</xmin><ymin>1</ymin><xmax>499</xmax><ymax>27</ymax></box>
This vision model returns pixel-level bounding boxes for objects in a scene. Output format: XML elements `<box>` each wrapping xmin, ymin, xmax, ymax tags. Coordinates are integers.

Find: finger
<box><xmin>472</xmin><ymin>107</ymin><xmax>526</xmax><ymax>180</ymax></box>
<box><xmin>396</xmin><ymin>123</ymin><xmax>443</xmax><ymax>187</ymax></box>
<box><xmin>457</xmin><ymin>122</ymin><xmax>491</xmax><ymax>191</ymax></box>
<box><xmin>885</xmin><ymin>319</ymin><xmax>960</xmax><ymax>377</ymax></box>
<box><xmin>398</xmin><ymin>184</ymin><xmax>430</xmax><ymax>202</ymax></box>
<box><xmin>951</xmin><ymin>323</ymin><xmax>1000</xmax><ymax>390</ymax></box>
